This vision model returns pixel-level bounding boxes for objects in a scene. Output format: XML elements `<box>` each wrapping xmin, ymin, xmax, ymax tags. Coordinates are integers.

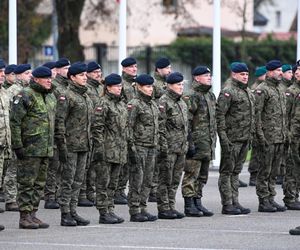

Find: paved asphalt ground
<box><xmin>0</xmin><ymin>168</ymin><xmax>299</xmax><ymax>250</ymax></box>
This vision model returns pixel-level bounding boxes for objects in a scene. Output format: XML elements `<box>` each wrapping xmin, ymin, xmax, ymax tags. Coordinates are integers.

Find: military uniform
<box><xmin>216</xmin><ymin>77</ymin><xmax>255</xmax><ymax>213</ymax></box>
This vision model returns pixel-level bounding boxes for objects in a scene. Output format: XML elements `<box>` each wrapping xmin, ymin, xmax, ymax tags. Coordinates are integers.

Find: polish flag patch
<box><xmin>127</xmin><ymin>104</ymin><xmax>133</xmax><ymax>110</ymax></box>
<box><xmin>224</xmin><ymin>92</ymin><xmax>230</xmax><ymax>97</ymax></box>
<box><xmin>95</xmin><ymin>107</ymin><xmax>102</xmax><ymax>112</ymax></box>
<box><xmin>59</xmin><ymin>96</ymin><xmax>66</xmax><ymax>101</ymax></box>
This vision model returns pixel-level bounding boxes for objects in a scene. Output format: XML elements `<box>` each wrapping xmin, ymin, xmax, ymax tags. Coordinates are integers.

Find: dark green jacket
<box><xmin>86</xmin><ymin>77</ymin><xmax>103</xmax><ymax>108</ymax></box>
<box><xmin>52</xmin><ymin>74</ymin><xmax>70</xmax><ymax>99</ymax></box>
<box><xmin>153</xmin><ymin>72</ymin><xmax>167</xmax><ymax>100</ymax></box>
<box><xmin>286</xmin><ymin>81</ymin><xmax>300</xmax><ymax>139</ymax></box>
<box><xmin>121</xmin><ymin>72</ymin><xmax>136</xmax><ymax>103</ymax></box>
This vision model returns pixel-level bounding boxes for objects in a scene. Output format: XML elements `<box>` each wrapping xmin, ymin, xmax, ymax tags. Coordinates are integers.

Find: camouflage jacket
<box><xmin>255</xmin><ymin>77</ymin><xmax>286</xmax><ymax>144</ymax></box>
<box><xmin>251</xmin><ymin>79</ymin><xmax>263</xmax><ymax>91</ymax></box>
<box><xmin>52</xmin><ymin>74</ymin><xmax>70</xmax><ymax>99</ymax></box>
<box><xmin>128</xmin><ymin>89</ymin><xmax>159</xmax><ymax>148</ymax></box>
<box><xmin>159</xmin><ymin>88</ymin><xmax>188</xmax><ymax>154</ymax></box>
<box><xmin>153</xmin><ymin>72</ymin><xmax>167</xmax><ymax>101</ymax></box>
<box><xmin>6</xmin><ymin>79</ymin><xmax>27</xmax><ymax>102</ymax></box>
<box><xmin>92</xmin><ymin>91</ymin><xmax>128</xmax><ymax>165</ymax></box>
<box><xmin>0</xmin><ymin>87</ymin><xmax>11</xmax><ymax>158</ymax></box>
<box><xmin>2</xmin><ymin>80</ymin><xmax>13</xmax><ymax>90</ymax></box>
<box><xmin>216</xmin><ymin>78</ymin><xmax>255</xmax><ymax>143</ymax></box>
<box><xmin>86</xmin><ymin>77</ymin><xmax>103</xmax><ymax>108</ymax></box>
<box><xmin>121</xmin><ymin>72</ymin><xmax>136</xmax><ymax>103</ymax></box>
<box><xmin>185</xmin><ymin>81</ymin><xmax>216</xmax><ymax>159</ymax></box>
<box><xmin>55</xmin><ymin>82</ymin><xmax>93</xmax><ymax>152</ymax></box>
<box><xmin>285</xmin><ymin>81</ymin><xmax>300</xmax><ymax>139</ymax></box>
<box><xmin>279</xmin><ymin>78</ymin><xmax>293</xmax><ymax>93</ymax></box>
<box><xmin>10</xmin><ymin>80</ymin><xmax>56</xmax><ymax>157</ymax></box>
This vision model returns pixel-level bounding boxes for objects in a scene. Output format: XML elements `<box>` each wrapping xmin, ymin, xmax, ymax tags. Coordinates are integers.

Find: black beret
<box><xmin>266</xmin><ymin>60</ymin><xmax>282</xmax><ymax>71</ymax></box>
<box><xmin>166</xmin><ymin>72</ymin><xmax>184</xmax><ymax>84</ymax></box>
<box><xmin>4</xmin><ymin>64</ymin><xmax>17</xmax><ymax>74</ymax></box>
<box><xmin>0</xmin><ymin>59</ymin><xmax>6</xmax><ymax>69</ymax></box>
<box><xmin>231</xmin><ymin>62</ymin><xmax>249</xmax><ymax>73</ymax></box>
<box><xmin>14</xmin><ymin>64</ymin><xmax>31</xmax><ymax>74</ymax></box>
<box><xmin>32</xmin><ymin>66</ymin><xmax>52</xmax><ymax>78</ymax></box>
<box><xmin>155</xmin><ymin>57</ymin><xmax>170</xmax><ymax>69</ymax></box>
<box><xmin>68</xmin><ymin>62</ymin><xmax>87</xmax><ymax>76</ymax></box>
<box><xmin>121</xmin><ymin>57</ymin><xmax>136</xmax><ymax>67</ymax></box>
<box><xmin>293</xmin><ymin>65</ymin><xmax>299</xmax><ymax>73</ymax></box>
<box><xmin>105</xmin><ymin>73</ymin><xmax>122</xmax><ymax>86</ymax></box>
<box><xmin>87</xmin><ymin>61</ymin><xmax>101</xmax><ymax>72</ymax></box>
<box><xmin>55</xmin><ymin>58</ymin><xmax>71</xmax><ymax>68</ymax></box>
<box><xmin>136</xmin><ymin>74</ymin><xmax>154</xmax><ymax>85</ymax></box>
<box><xmin>192</xmin><ymin>66</ymin><xmax>210</xmax><ymax>76</ymax></box>
<box><xmin>43</xmin><ymin>61</ymin><xmax>56</xmax><ymax>69</ymax></box>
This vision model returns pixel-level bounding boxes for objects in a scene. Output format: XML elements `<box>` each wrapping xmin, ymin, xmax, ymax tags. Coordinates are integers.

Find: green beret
<box><xmin>254</xmin><ymin>66</ymin><xmax>267</xmax><ymax>77</ymax></box>
<box><xmin>282</xmin><ymin>64</ymin><xmax>292</xmax><ymax>73</ymax></box>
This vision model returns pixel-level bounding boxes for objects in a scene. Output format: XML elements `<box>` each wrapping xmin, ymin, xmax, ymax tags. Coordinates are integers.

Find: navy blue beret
<box><xmin>43</xmin><ymin>61</ymin><xmax>56</xmax><ymax>69</ymax></box>
<box><xmin>136</xmin><ymin>74</ymin><xmax>154</xmax><ymax>85</ymax></box>
<box><xmin>105</xmin><ymin>73</ymin><xmax>122</xmax><ymax>86</ymax></box>
<box><xmin>32</xmin><ymin>66</ymin><xmax>52</xmax><ymax>78</ymax></box>
<box><xmin>0</xmin><ymin>59</ymin><xmax>6</xmax><ymax>69</ymax></box>
<box><xmin>55</xmin><ymin>58</ymin><xmax>71</xmax><ymax>68</ymax></box>
<box><xmin>4</xmin><ymin>64</ymin><xmax>17</xmax><ymax>74</ymax></box>
<box><xmin>266</xmin><ymin>60</ymin><xmax>282</xmax><ymax>71</ymax></box>
<box><xmin>231</xmin><ymin>62</ymin><xmax>249</xmax><ymax>73</ymax></box>
<box><xmin>166</xmin><ymin>72</ymin><xmax>184</xmax><ymax>84</ymax></box>
<box><xmin>14</xmin><ymin>64</ymin><xmax>31</xmax><ymax>74</ymax></box>
<box><xmin>155</xmin><ymin>57</ymin><xmax>170</xmax><ymax>69</ymax></box>
<box><xmin>192</xmin><ymin>66</ymin><xmax>210</xmax><ymax>76</ymax></box>
<box><xmin>121</xmin><ymin>57</ymin><xmax>136</xmax><ymax>67</ymax></box>
<box><xmin>87</xmin><ymin>61</ymin><xmax>101</xmax><ymax>72</ymax></box>
<box><xmin>68</xmin><ymin>62</ymin><xmax>87</xmax><ymax>76</ymax></box>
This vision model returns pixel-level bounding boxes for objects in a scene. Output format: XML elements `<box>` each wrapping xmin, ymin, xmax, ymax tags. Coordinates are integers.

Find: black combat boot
<box><xmin>99</xmin><ymin>212</ymin><xmax>118</xmax><ymax>224</ymax></box>
<box><xmin>233</xmin><ymin>202</ymin><xmax>251</xmax><ymax>214</ymax></box>
<box><xmin>78</xmin><ymin>198</ymin><xmax>94</xmax><ymax>207</ymax></box>
<box><xmin>0</xmin><ymin>224</ymin><xmax>4</xmax><ymax>231</ymax></box>
<box><xmin>170</xmin><ymin>209</ymin><xmax>185</xmax><ymax>219</ymax></box>
<box><xmin>109</xmin><ymin>212</ymin><xmax>124</xmax><ymax>223</ymax></box>
<box><xmin>5</xmin><ymin>202</ymin><xmax>19</xmax><ymax>211</ymax></box>
<box><xmin>290</xmin><ymin>227</ymin><xmax>300</xmax><ymax>235</ymax></box>
<box><xmin>19</xmin><ymin>211</ymin><xmax>39</xmax><ymax>229</ymax></box>
<box><xmin>258</xmin><ymin>199</ymin><xmax>277</xmax><ymax>212</ymax></box>
<box><xmin>249</xmin><ymin>175</ymin><xmax>256</xmax><ymax>186</ymax></box>
<box><xmin>194</xmin><ymin>198</ymin><xmax>214</xmax><ymax>217</ymax></box>
<box><xmin>158</xmin><ymin>210</ymin><xmax>177</xmax><ymax>219</ymax></box>
<box><xmin>148</xmin><ymin>193</ymin><xmax>157</xmax><ymax>203</ymax></box>
<box><xmin>71</xmin><ymin>211</ymin><xmax>90</xmax><ymax>226</ymax></box>
<box><xmin>285</xmin><ymin>201</ymin><xmax>300</xmax><ymax>210</ymax></box>
<box><xmin>184</xmin><ymin>197</ymin><xmax>203</xmax><ymax>217</ymax></box>
<box><xmin>269</xmin><ymin>200</ymin><xmax>286</xmax><ymax>212</ymax></box>
<box><xmin>31</xmin><ymin>210</ymin><xmax>49</xmax><ymax>228</ymax></box>
<box><xmin>44</xmin><ymin>200</ymin><xmax>59</xmax><ymax>209</ymax></box>
<box><xmin>61</xmin><ymin>212</ymin><xmax>77</xmax><ymax>226</ymax></box>
<box><xmin>141</xmin><ymin>211</ymin><xmax>158</xmax><ymax>221</ymax></box>
<box><xmin>130</xmin><ymin>213</ymin><xmax>148</xmax><ymax>222</ymax></box>
<box><xmin>114</xmin><ymin>192</ymin><xmax>128</xmax><ymax>205</ymax></box>
<box><xmin>239</xmin><ymin>179</ymin><xmax>248</xmax><ymax>187</ymax></box>
<box><xmin>222</xmin><ymin>204</ymin><xmax>241</xmax><ymax>215</ymax></box>
<box><xmin>276</xmin><ymin>175</ymin><xmax>284</xmax><ymax>185</ymax></box>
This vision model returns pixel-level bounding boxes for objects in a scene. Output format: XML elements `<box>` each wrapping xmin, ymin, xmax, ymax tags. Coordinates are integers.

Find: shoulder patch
<box><xmin>59</xmin><ymin>95</ymin><xmax>66</xmax><ymax>101</ymax></box>
<box><xmin>95</xmin><ymin>106</ymin><xmax>103</xmax><ymax>112</ymax></box>
<box><xmin>13</xmin><ymin>94</ymin><xmax>22</xmax><ymax>104</ymax></box>
<box><xmin>285</xmin><ymin>92</ymin><xmax>291</xmax><ymax>96</ymax></box>
<box><xmin>127</xmin><ymin>104</ymin><xmax>133</xmax><ymax>110</ymax></box>
<box><xmin>159</xmin><ymin>105</ymin><xmax>165</xmax><ymax>112</ymax></box>
<box><xmin>297</xmin><ymin>93</ymin><xmax>300</xmax><ymax>99</ymax></box>
<box><xmin>256</xmin><ymin>90</ymin><xmax>262</xmax><ymax>95</ymax></box>
<box><xmin>224</xmin><ymin>92</ymin><xmax>230</xmax><ymax>97</ymax></box>
<box><xmin>183</xmin><ymin>96</ymin><xmax>190</xmax><ymax>100</ymax></box>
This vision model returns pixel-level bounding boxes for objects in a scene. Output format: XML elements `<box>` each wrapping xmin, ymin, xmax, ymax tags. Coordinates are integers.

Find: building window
<box><xmin>276</xmin><ymin>10</ymin><xmax>281</xmax><ymax>28</ymax></box>
<box><xmin>163</xmin><ymin>0</ymin><xmax>177</xmax><ymax>13</ymax></box>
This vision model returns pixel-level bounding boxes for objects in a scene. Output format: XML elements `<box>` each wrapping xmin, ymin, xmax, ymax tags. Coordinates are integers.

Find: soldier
<box><xmin>114</xmin><ymin>57</ymin><xmax>138</xmax><ymax>205</ymax></box>
<box><xmin>127</xmin><ymin>74</ymin><xmax>159</xmax><ymax>222</ymax></box>
<box><xmin>44</xmin><ymin>58</ymin><xmax>71</xmax><ymax>210</ymax></box>
<box><xmin>216</xmin><ymin>62</ymin><xmax>254</xmax><ymax>215</ymax></box>
<box><xmin>156</xmin><ymin>72</ymin><xmax>188</xmax><ymax>219</ymax></box>
<box><xmin>3</xmin><ymin>64</ymin><xmax>17</xmax><ymax>89</ymax></box>
<box><xmin>92</xmin><ymin>73</ymin><xmax>128</xmax><ymax>224</ymax></box>
<box><xmin>290</xmin><ymin>226</ymin><xmax>300</xmax><ymax>235</ymax></box>
<box><xmin>255</xmin><ymin>60</ymin><xmax>287</xmax><ymax>213</ymax></box>
<box><xmin>56</xmin><ymin>62</ymin><xmax>93</xmax><ymax>227</ymax></box>
<box><xmin>181</xmin><ymin>66</ymin><xmax>216</xmax><ymax>217</ymax></box>
<box><xmin>78</xmin><ymin>61</ymin><xmax>103</xmax><ymax>207</ymax></box>
<box><xmin>0</xmin><ymin>59</ymin><xmax>11</xmax><ymax>231</ymax></box>
<box><xmin>149</xmin><ymin>57</ymin><xmax>172</xmax><ymax>203</ymax></box>
<box><xmin>43</xmin><ymin>61</ymin><xmax>57</xmax><ymax>79</ymax></box>
<box><xmin>10</xmin><ymin>66</ymin><xmax>56</xmax><ymax>229</ymax></box>
<box><xmin>248</xmin><ymin>66</ymin><xmax>267</xmax><ymax>186</ymax></box>
<box><xmin>283</xmin><ymin>62</ymin><xmax>300</xmax><ymax>210</ymax></box>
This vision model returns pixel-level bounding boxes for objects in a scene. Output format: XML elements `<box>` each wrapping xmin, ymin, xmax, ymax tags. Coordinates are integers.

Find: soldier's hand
<box><xmin>92</xmin><ymin>150</ymin><xmax>104</xmax><ymax>162</ymax></box>
<box><xmin>186</xmin><ymin>147</ymin><xmax>196</xmax><ymax>158</ymax></box>
<box><xmin>14</xmin><ymin>148</ymin><xmax>25</xmax><ymax>160</ymax></box>
<box><xmin>220</xmin><ymin>140</ymin><xmax>233</xmax><ymax>152</ymax></box>
<box><xmin>128</xmin><ymin>146</ymin><xmax>138</xmax><ymax>164</ymax></box>
<box><xmin>59</xmin><ymin>147</ymin><xmax>68</xmax><ymax>163</ymax></box>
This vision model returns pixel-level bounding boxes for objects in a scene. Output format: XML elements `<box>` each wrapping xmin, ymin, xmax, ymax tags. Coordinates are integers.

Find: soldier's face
<box><xmin>107</xmin><ymin>84</ymin><xmax>122</xmax><ymax>96</ymax></box>
<box><xmin>195</xmin><ymin>73</ymin><xmax>211</xmax><ymax>85</ymax></box>
<box><xmin>0</xmin><ymin>69</ymin><xmax>5</xmax><ymax>84</ymax></box>
<box><xmin>123</xmin><ymin>64</ymin><xmax>137</xmax><ymax>76</ymax></box>
<box><xmin>168</xmin><ymin>81</ymin><xmax>184</xmax><ymax>95</ymax></box>
<box><xmin>283</xmin><ymin>70</ymin><xmax>293</xmax><ymax>81</ymax></box>
<box><xmin>87</xmin><ymin>69</ymin><xmax>102</xmax><ymax>82</ymax></box>
<box><xmin>157</xmin><ymin>66</ymin><xmax>171</xmax><ymax>77</ymax></box>
<box><xmin>19</xmin><ymin>70</ymin><xmax>32</xmax><ymax>83</ymax></box>
<box><xmin>294</xmin><ymin>67</ymin><xmax>300</xmax><ymax>80</ymax></box>
<box><xmin>232</xmin><ymin>72</ymin><xmax>249</xmax><ymax>84</ymax></box>
<box><xmin>57</xmin><ymin>66</ymin><xmax>70</xmax><ymax>78</ymax></box>
<box><xmin>5</xmin><ymin>72</ymin><xmax>16</xmax><ymax>84</ymax></box>
<box><xmin>71</xmin><ymin>72</ymin><xmax>87</xmax><ymax>86</ymax></box>
<box><xmin>35</xmin><ymin>77</ymin><xmax>52</xmax><ymax>90</ymax></box>
<box><xmin>269</xmin><ymin>67</ymin><xmax>282</xmax><ymax>80</ymax></box>
<box><xmin>257</xmin><ymin>74</ymin><xmax>266</xmax><ymax>81</ymax></box>
<box><xmin>138</xmin><ymin>84</ymin><xmax>153</xmax><ymax>96</ymax></box>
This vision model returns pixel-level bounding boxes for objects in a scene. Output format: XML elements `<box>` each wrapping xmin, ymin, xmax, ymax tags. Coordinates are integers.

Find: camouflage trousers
<box><xmin>44</xmin><ymin>148</ymin><xmax>61</xmax><ymax>201</ymax></box>
<box><xmin>149</xmin><ymin>157</ymin><xmax>160</xmax><ymax>197</ymax></box>
<box><xmin>58</xmin><ymin>151</ymin><xmax>88</xmax><ymax>214</ymax></box>
<box><xmin>218</xmin><ymin>141</ymin><xmax>249</xmax><ymax>206</ymax></box>
<box><xmin>17</xmin><ymin>157</ymin><xmax>49</xmax><ymax>212</ymax></box>
<box><xmin>128</xmin><ymin>146</ymin><xmax>156</xmax><ymax>215</ymax></box>
<box><xmin>278</xmin><ymin>143</ymin><xmax>289</xmax><ymax>177</ymax></box>
<box><xmin>248</xmin><ymin>141</ymin><xmax>259</xmax><ymax>179</ymax></box>
<box><xmin>115</xmin><ymin>163</ymin><xmax>129</xmax><ymax>196</ymax></box>
<box><xmin>256</xmin><ymin>143</ymin><xmax>284</xmax><ymax>200</ymax></box>
<box><xmin>181</xmin><ymin>157</ymin><xmax>210</xmax><ymax>198</ymax></box>
<box><xmin>0</xmin><ymin>149</ymin><xmax>5</xmax><ymax>188</ymax></box>
<box><xmin>283</xmin><ymin>142</ymin><xmax>300</xmax><ymax>204</ymax></box>
<box><xmin>95</xmin><ymin>161</ymin><xmax>122</xmax><ymax>214</ymax></box>
<box><xmin>157</xmin><ymin>153</ymin><xmax>185</xmax><ymax>212</ymax></box>
<box><xmin>3</xmin><ymin>157</ymin><xmax>18</xmax><ymax>203</ymax></box>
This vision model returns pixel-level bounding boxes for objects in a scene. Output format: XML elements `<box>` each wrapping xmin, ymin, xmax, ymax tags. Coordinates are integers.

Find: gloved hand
<box><xmin>58</xmin><ymin>146</ymin><xmax>68</xmax><ymax>163</ymax></box>
<box><xmin>128</xmin><ymin>146</ymin><xmax>138</xmax><ymax>164</ymax></box>
<box><xmin>186</xmin><ymin>146</ymin><xmax>196</xmax><ymax>159</ymax></box>
<box><xmin>15</xmin><ymin>148</ymin><xmax>25</xmax><ymax>160</ymax></box>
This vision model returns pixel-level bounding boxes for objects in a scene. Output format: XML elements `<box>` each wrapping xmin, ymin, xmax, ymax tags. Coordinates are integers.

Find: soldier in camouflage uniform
<box><xmin>44</xmin><ymin>58</ymin><xmax>70</xmax><ymax>210</ymax></box>
<box><xmin>55</xmin><ymin>62</ymin><xmax>93</xmax><ymax>227</ymax></box>
<box><xmin>216</xmin><ymin>62</ymin><xmax>254</xmax><ymax>215</ymax></box>
<box><xmin>149</xmin><ymin>57</ymin><xmax>172</xmax><ymax>203</ymax></box>
<box><xmin>10</xmin><ymin>66</ymin><xmax>56</xmax><ymax>229</ymax></box>
<box><xmin>3</xmin><ymin>64</ymin><xmax>16</xmax><ymax>89</ymax></box>
<box><xmin>114</xmin><ymin>57</ymin><xmax>138</xmax><ymax>205</ymax></box>
<box><xmin>127</xmin><ymin>74</ymin><xmax>159</xmax><ymax>222</ymax></box>
<box><xmin>255</xmin><ymin>60</ymin><xmax>287</xmax><ymax>212</ymax></box>
<box><xmin>78</xmin><ymin>61</ymin><xmax>103</xmax><ymax>207</ymax></box>
<box><xmin>0</xmin><ymin>60</ymin><xmax>11</xmax><ymax>231</ymax></box>
<box><xmin>156</xmin><ymin>72</ymin><xmax>188</xmax><ymax>220</ymax></box>
<box><xmin>92</xmin><ymin>73</ymin><xmax>128</xmax><ymax>224</ymax></box>
<box><xmin>248</xmin><ymin>66</ymin><xmax>267</xmax><ymax>186</ymax></box>
<box><xmin>181</xmin><ymin>66</ymin><xmax>216</xmax><ymax>217</ymax></box>
<box><xmin>283</xmin><ymin>62</ymin><xmax>300</xmax><ymax>210</ymax></box>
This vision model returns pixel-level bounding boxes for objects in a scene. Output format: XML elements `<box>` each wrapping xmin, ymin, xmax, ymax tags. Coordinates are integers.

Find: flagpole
<box><xmin>118</xmin><ymin>0</ymin><xmax>127</xmax><ymax>74</ymax></box>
